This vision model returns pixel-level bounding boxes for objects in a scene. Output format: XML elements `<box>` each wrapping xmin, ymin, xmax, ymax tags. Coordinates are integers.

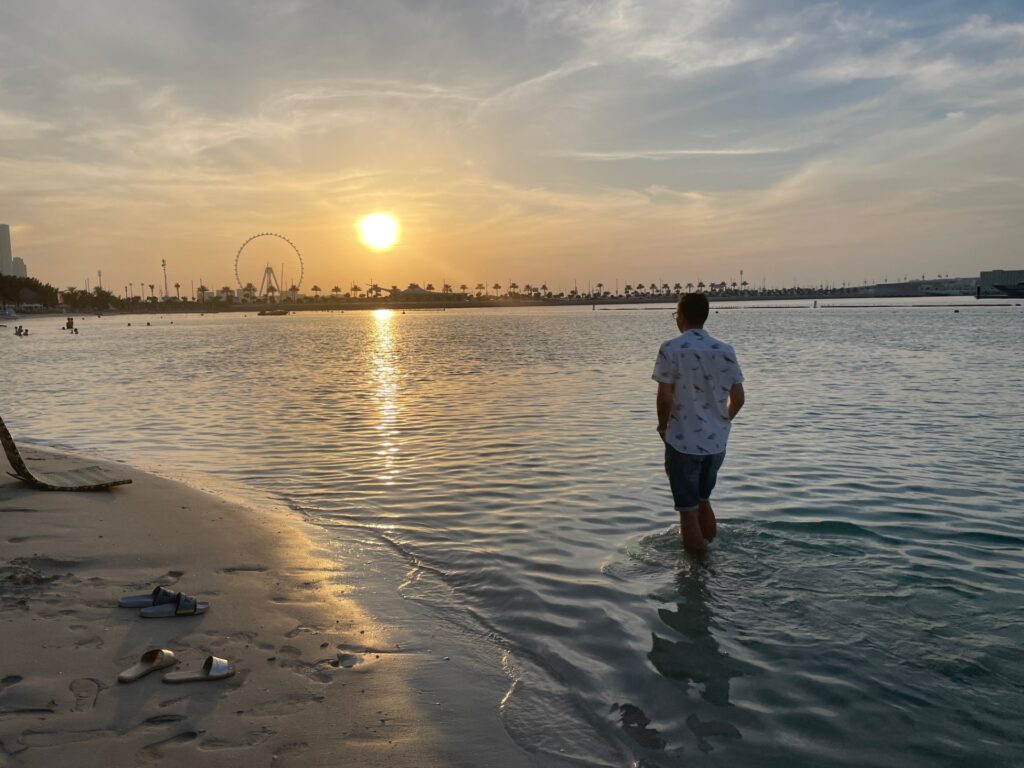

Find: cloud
<box><xmin>0</xmin><ymin>1</ymin><xmax>1022</xmax><ymax>288</ymax></box>
<box><xmin>555</xmin><ymin>147</ymin><xmax>796</xmax><ymax>161</ymax></box>
<box><xmin>0</xmin><ymin>111</ymin><xmax>53</xmax><ymax>140</ymax></box>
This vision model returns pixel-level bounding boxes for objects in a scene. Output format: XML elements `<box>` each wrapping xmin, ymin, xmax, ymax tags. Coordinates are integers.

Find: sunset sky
<box><xmin>2</xmin><ymin>1</ymin><xmax>1022</xmax><ymax>294</ymax></box>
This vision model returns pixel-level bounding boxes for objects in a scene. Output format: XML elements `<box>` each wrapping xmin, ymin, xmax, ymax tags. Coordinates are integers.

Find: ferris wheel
<box><xmin>234</xmin><ymin>232</ymin><xmax>304</xmax><ymax>299</ymax></box>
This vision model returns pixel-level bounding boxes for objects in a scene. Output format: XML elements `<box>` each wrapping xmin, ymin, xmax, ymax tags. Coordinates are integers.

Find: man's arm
<box><xmin>728</xmin><ymin>382</ymin><xmax>745</xmax><ymax>421</ymax></box>
<box><xmin>657</xmin><ymin>382</ymin><xmax>675</xmax><ymax>438</ymax></box>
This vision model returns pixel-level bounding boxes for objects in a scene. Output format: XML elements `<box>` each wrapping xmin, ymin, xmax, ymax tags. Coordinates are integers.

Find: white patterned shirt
<box><xmin>652</xmin><ymin>329</ymin><xmax>744</xmax><ymax>456</ymax></box>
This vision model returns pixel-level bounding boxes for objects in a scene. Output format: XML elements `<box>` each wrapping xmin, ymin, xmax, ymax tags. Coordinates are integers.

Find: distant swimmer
<box><xmin>653</xmin><ymin>293</ymin><xmax>745</xmax><ymax>554</ymax></box>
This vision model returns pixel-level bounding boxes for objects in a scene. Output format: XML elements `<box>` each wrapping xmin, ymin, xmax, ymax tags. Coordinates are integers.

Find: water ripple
<box><xmin>3</xmin><ymin>302</ymin><xmax>1023</xmax><ymax>766</ymax></box>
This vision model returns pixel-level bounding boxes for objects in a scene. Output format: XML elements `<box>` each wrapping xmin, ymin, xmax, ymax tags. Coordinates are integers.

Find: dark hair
<box><xmin>677</xmin><ymin>292</ymin><xmax>709</xmax><ymax>325</ymax></box>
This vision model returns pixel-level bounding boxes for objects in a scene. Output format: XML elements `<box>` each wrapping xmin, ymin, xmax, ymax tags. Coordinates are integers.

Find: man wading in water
<box><xmin>653</xmin><ymin>293</ymin><xmax>745</xmax><ymax>553</ymax></box>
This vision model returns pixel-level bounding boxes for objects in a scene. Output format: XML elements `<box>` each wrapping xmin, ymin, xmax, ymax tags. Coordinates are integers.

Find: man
<box><xmin>653</xmin><ymin>293</ymin><xmax>745</xmax><ymax>553</ymax></box>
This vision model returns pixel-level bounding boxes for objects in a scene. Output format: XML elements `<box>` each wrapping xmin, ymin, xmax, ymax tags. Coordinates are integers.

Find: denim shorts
<box><xmin>664</xmin><ymin>445</ymin><xmax>726</xmax><ymax>511</ymax></box>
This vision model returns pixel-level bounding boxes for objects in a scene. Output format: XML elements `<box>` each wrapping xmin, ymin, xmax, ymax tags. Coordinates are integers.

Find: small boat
<box><xmin>257</xmin><ymin>309</ymin><xmax>289</xmax><ymax>316</ymax></box>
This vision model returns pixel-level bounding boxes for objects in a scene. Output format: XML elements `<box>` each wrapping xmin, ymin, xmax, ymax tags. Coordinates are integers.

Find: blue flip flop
<box><xmin>139</xmin><ymin>592</ymin><xmax>209</xmax><ymax>618</ymax></box>
<box><xmin>118</xmin><ymin>586</ymin><xmax>178</xmax><ymax>609</ymax></box>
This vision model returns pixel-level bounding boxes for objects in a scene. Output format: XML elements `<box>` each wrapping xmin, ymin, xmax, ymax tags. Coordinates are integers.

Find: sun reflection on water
<box><xmin>371</xmin><ymin>309</ymin><xmax>399</xmax><ymax>484</ymax></box>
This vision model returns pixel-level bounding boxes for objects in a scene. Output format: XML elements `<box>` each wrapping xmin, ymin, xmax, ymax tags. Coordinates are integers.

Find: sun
<box><xmin>356</xmin><ymin>213</ymin><xmax>400</xmax><ymax>251</ymax></box>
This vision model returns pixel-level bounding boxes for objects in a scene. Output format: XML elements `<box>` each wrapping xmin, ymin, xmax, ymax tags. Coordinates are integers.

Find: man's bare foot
<box><xmin>679</xmin><ymin>511</ymin><xmax>707</xmax><ymax>553</ymax></box>
<box><xmin>698</xmin><ymin>500</ymin><xmax>717</xmax><ymax>542</ymax></box>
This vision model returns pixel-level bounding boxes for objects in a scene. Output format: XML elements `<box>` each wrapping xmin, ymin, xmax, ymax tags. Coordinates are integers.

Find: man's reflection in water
<box><xmin>616</xmin><ymin>563</ymin><xmax>745</xmax><ymax>755</ymax></box>
<box><xmin>648</xmin><ymin>565</ymin><xmax>747</xmax><ymax>707</ymax></box>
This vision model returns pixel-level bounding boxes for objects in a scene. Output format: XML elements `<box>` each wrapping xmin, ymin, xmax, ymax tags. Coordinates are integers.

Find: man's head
<box><xmin>676</xmin><ymin>292</ymin><xmax>709</xmax><ymax>331</ymax></box>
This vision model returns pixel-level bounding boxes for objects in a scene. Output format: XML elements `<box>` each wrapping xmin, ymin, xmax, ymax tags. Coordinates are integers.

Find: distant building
<box><xmin>11</xmin><ymin>257</ymin><xmax>27</xmax><ymax>278</ymax></box>
<box><xmin>389</xmin><ymin>283</ymin><xmax>447</xmax><ymax>300</ymax></box>
<box><xmin>870</xmin><ymin>276</ymin><xmax>976</xmax><ymax>297</ymax></box>
<box><xmin>0</xmin><ymin>224</ymin><xmax>11</xmax><ymax>275</ymax></box>
<box><xmin>979</xmin><ymin>269</ymin><xmax>1024</xmax><ymax>297</ymax></box>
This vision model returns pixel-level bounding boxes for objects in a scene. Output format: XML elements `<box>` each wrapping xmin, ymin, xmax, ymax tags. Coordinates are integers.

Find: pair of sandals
<box><xmin>118</xmin><ymin>585</ymin><xmax>209</xmax><ymax>617</ymax></box>
<box><xmin>116</xmin><ymin>585</ymin><xmax>232</xmax><ymax>684</ymax></box>
<box><xmin>118</xmin><ymin>649</ymin><xmax>234</xmax><ymax>684</ymax></box>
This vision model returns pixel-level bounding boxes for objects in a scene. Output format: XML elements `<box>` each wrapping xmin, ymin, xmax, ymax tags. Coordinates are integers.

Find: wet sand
<box><xmin>0</xmin><ymin>446</ymin><xmax>454</xmax><ymax>767</ymax></box>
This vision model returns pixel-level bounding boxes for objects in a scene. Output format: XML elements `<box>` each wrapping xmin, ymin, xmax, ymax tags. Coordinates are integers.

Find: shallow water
<box><xmin>3</xmin><ymin>299</ymin><xmax>1023</xmax><ymax>766</ymax></box>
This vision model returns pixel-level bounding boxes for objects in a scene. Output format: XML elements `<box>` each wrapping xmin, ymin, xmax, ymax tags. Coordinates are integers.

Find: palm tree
<box><xmin>442</xmin><ymin>283</ymin><xmax>452</xmax><ymax>294</ymax></box>
<box><xmin>475</xmin><ymin>282</ymin><xmax>485</xmax><ymax>296</ymax></box>
<box><xmin>492</xmin><ymin>282</ymin><xmax>501</xmax><ymax>295</ymax></box>
<box><xmin>311</xmin><ymin>284</ymin><xmax>321</xmax><ymax>300</ymax></box>
<box><xmin>673</xmin><ymin>283</ymin><xmax>682</xmax><ymax>294</ymax></box>
<box><xmin>731</xmin><ymin>281</ymin><xmax>738</xmax><ymax>292</ymax></box>
<box><xmin>197</xmin><ymin>284</ymin><xmax>209</xmax><ymax>302</ymax></box>
<box><xmin>266</xmin><ymin>285</ymin><xmax>277</xmax><ymax>303</ymax></box>
<box><xmin>595</xmin><ymin>282</ymin><xmax>604</xmax><ymax>296</ymax></box>
<box><xmin>685</xmin><ymin>282</ymin><xmax>694</xmax><ymax>292</ymax></box>
<box><xmin>351</xmin><ymin>284</ymin><xmax>362</xmax><ymax>298</ymax></box>
<box><xmin>148</xmin><ymin>283</ymin><xmax>155</xmax><ymax>299</ymax></box>
<box><xmin>222</xmin><ymin>285</ymin><xmax>234</xmax><ymax>305</ymax></box>
<box><xmin>624</xmin><ymin>283</ymin><xmax>633</xmax><ymax>296</ymax></box>
<box><xmin>173</xmin><ymin>282</ymin><xmax>181</xmax><ymax>300</ymax></box>
<box><xmin>244</xmin><ymin>282</ymin><xmax>256</xmax><ymax>302</ymax></box>
<box><xmin>331</xmin><ymin>285</ymin><xmax>341</xmax><ymax>301</ymax></box>
<box><xmin>509</xmin><ymin>281</ymin><xmax>519</xmax><ymax>295</ymax></box>
<box><xmin>459</xmin><ymin>284</ymin><xmax>468</xmax><ymax>294</ymax></box>
<box><xmin>426</xmin><ymin>283</ymin><xmax>436</xmax><ymax>292</ymax></box>
<box><xmin>697</xmin><ymin>280</ymin><xmax>706</xmax><ymax>291</ymax></box>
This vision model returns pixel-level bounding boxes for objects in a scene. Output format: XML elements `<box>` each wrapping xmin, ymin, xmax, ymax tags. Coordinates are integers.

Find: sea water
<box><xmin>3</xmin><ymin>299</ymin><xmax>1022</xmax><ymax>766</ymax></box>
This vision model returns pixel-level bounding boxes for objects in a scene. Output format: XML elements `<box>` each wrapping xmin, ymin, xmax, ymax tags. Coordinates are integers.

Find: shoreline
<box><xmin>9</xmin><ymin>292</ymin><xmax>1015</xmax><ymax>320</ymax></box>
<box><xmin>8</xmin><ymin>292</ymin><xmax>1015</xmax><ymax>319</ymax></box>
<box><xmin>0</xmin><ymin>445</ymin><xmax>472</xmax><ymax>766</ymax></box>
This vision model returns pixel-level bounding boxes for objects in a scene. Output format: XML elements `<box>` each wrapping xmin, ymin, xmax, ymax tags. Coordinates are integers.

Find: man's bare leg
<box><xmin>698</xmin><ymin>500</ymin><xmax>717</xmax><ymax>543</ymax></box>
<box><xmin>679</xmin><ymin>509</ymin><xmax>707</xmax><ymax>553</ymax></box>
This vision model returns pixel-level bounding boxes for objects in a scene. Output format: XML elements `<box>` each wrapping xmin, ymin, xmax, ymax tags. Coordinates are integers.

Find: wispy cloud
<box><xmin>556</xmin><ymin>147</ymin><xmax>796</xmax><ymax>161</ymax></box>
<box><xmin>0</xmin><ymin>1</ymin><xmax>1022</xmax><ymax>288</ymax></box>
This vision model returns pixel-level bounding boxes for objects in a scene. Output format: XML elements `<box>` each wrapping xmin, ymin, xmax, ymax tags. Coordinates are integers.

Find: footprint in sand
<box><xmin>72</xmin><ymin>632</ymin><xmax>104</xmax><ymax>649</ymax></box>
<box><xmin>283</xmin><ymin>623</ymin><xmax>324</xmax><ymax>639</ymax></box>
<box><xmin>139</xmin><ymin>731</ymin><xmax>198</xmax><ymax>763</ymax></box>
<box><xmin>330</xmin><ymin>653</ymin><xmax>362</xmax><ymax>669</ymax></box>
<box><xmin>0</xmin><ymin>675</ymin><xmax>23</xmax><ymax>692</ymax></box>
<box><xmin>203</xmin><ymin>629</ymin><xmax>256</xmax><ymax>644</ymax></box>
<box><xmin>272</xmin><ymin>740</ymin><xmax>309</xmax><ymax>764</ymax></box>
<box><xmin>141</xmin><ymin>714</ymin><xmax>187</xmax><ymax>727</ymax></box>
<box><xmin>70</xmin><ymin>678</ymin><xmax>104</xmax><ymax>712</ymax></box>
<box><xmin>217</xmin><ymin>564</ymin><xmax>268</xmax><ymax>574</ymax></box>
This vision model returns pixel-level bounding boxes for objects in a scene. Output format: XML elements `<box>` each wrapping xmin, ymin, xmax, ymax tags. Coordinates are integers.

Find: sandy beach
<box><xmin>0</xmin><ymin>446</ymin><xmax>467</xmax><ymax>767</ymax></box>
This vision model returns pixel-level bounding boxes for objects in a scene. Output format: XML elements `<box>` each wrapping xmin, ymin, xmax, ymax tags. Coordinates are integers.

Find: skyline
<box><xmin>2</xmin><ymin>1</ymin><xmax>1023</xmax><ymax>291</ymax></box>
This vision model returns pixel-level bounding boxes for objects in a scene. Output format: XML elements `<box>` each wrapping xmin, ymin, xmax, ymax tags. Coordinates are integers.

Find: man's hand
<box><xmin>657</xmin><ymin>382</ymin><xmax>674</xmax><ymax>440</ymax></box>
<box><xmin>728</xmin><ymin>382</ymin><xmax>745</xmax><ymax>421</ymax></box>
